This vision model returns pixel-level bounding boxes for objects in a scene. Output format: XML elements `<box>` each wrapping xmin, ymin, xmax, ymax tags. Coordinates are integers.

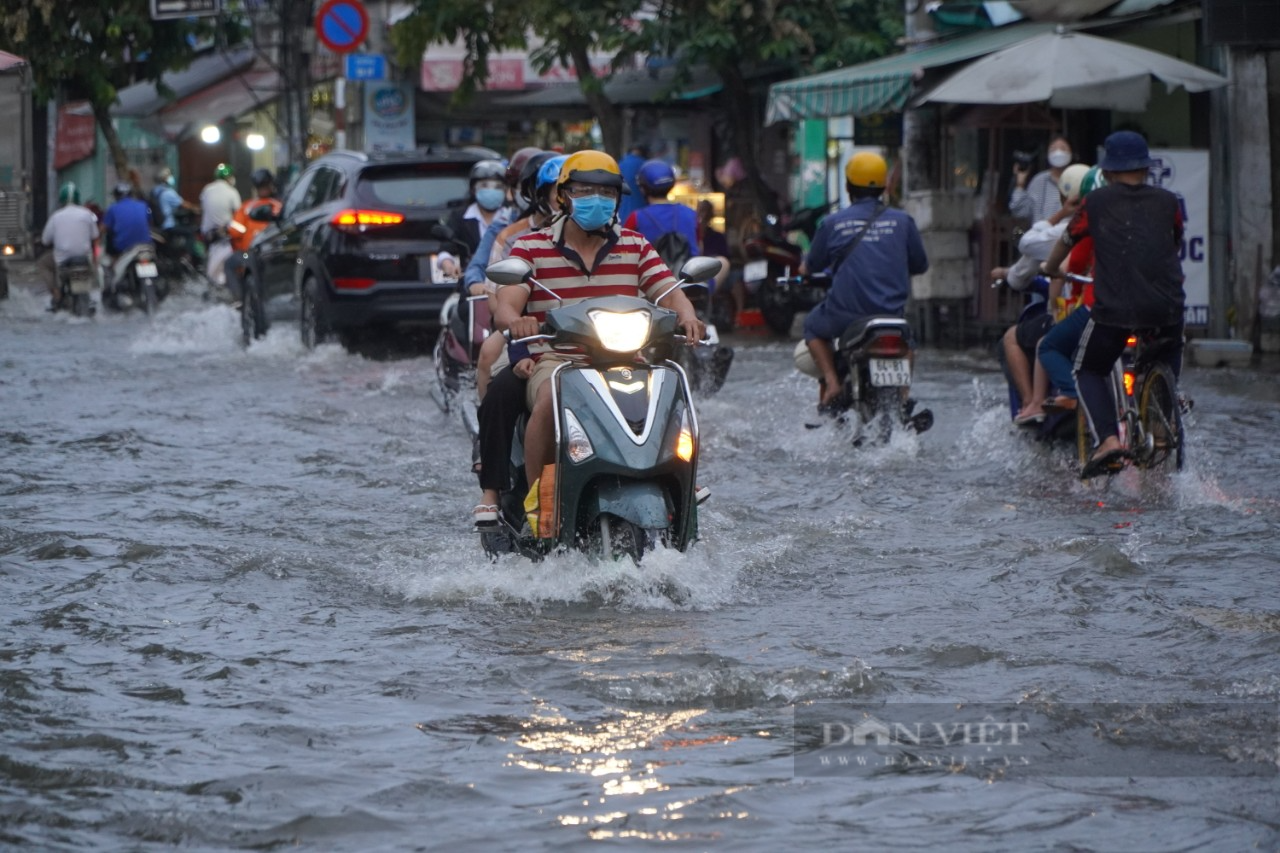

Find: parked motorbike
<box><xmin>103</xmin><ymin>245</ymin><xmax>166</xmax><ymax>316</ymax></box>
<box><xmin>671</xmin><ymin>281</ymin><xmax>733</xmax><ymax>395</ymax></box>
<box><xmin>742</xmin><ymin>205</ymin><xmax>830</xmax><ymax>335</ymax></box>
<box><xmin>476</xmin><ymin>255</ymin><xmax>720</xmax><ymax>563</ymax></box>
<box><xmin>54</xmin><ymin>255</ymin><xmax>97</xmax><ymax>317</ymax></box>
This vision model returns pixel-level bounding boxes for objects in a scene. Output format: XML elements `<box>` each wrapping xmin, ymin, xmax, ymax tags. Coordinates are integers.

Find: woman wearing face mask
<box><xmin>444</xmin><ymin>160</ymin><xmax>511</xmax><ymax>272</ymax></box>
<box><xmin>1009</xmin><ymin>135</ymin><xmax>1073</xmax><ymax>224</ymax></box>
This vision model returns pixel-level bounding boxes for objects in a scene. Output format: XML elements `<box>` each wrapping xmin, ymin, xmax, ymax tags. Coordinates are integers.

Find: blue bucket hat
<box><xmin>1099</xmin><ymin>130</ymin><xmax>1154</xmax><ymax>172</ymax></box>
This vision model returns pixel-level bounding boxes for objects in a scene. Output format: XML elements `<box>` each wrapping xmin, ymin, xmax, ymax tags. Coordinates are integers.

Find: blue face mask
<box><xmin>475</xmin><ymin>187</ymin><xmax>506</xmax><ymax>212</ymax></box>
<box><xmin>570</xmin><ymin>195</ymin><xmax>617</xmax><ymax>231</ymax></box>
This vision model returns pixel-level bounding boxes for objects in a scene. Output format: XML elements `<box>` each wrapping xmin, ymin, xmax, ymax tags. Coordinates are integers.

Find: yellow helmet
<box><xmin>845</xmin><ymin>152</ymin><xmax>887</xmax><ymax>189</ymax></box>
<box><xmin>557</xmin><ymin>150</ymin><xmax>629</xmax><ymax>198</ymax></box>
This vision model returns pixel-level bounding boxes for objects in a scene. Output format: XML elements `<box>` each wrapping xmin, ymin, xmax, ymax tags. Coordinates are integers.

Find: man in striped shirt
<box><xmin>473</xmin><ymin>151</ymin><xmax>703</xmax><ymax>523</ymax></box>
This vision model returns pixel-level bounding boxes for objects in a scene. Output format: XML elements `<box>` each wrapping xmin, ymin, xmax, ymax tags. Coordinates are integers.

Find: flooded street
<box><xmin>3</xmin><ymin>284</ymin><xmax>1278</xmax><ymax>850</ymax></box>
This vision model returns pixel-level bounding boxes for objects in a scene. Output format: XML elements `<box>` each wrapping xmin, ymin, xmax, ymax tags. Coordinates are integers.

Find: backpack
<box><xmin>147</xmin><ymin>186</ymin><xmax>165</xmax><ymax>228</ymax></box>
<box><xmin>643</xmin><ymin>207</ymin><xmax>693</xmax><ymax>273</ymax></box>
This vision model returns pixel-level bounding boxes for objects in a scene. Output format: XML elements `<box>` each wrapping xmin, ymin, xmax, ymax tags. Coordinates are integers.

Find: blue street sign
<box><xmin>346</xmin><ymin>53</ymin><xmax>386</xmax><ymax>81</ymax></box>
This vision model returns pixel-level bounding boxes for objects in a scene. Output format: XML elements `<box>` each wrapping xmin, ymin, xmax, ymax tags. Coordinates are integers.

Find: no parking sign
<box><xmin>314</xmin><ymin>0</ymin><xmax>368</xmax><ymax>54</ymax></box>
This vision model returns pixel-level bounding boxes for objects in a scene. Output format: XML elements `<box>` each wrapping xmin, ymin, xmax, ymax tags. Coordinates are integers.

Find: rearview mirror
<box><xmin>678</xmin><ymin>256</ymin><xmax>722</xmax><ymax>284</ymax></box>
<box><xmin>486</xmin><ymin>257</ymin><xmax>534</xmax><ymax>286</ymax></box>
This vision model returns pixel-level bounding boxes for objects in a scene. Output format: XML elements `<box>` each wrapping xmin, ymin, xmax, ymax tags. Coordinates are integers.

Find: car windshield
<box><xmin>356</xmin><ymin>165</ymin><xmax>473</xmax><ymax>209</ymax></box>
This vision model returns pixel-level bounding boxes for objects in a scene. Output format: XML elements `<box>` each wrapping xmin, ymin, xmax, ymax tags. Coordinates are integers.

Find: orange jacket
<box><xmin>229</xmin><ymin>198</ymin><xmax>282</xmax><ymax>253</ymax></box>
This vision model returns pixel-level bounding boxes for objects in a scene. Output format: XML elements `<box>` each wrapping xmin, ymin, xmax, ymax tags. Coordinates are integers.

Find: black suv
<box><xmin>240</xmin><ymin>147</ymin><xmax>495</xmax><ymax>349</ymax></box>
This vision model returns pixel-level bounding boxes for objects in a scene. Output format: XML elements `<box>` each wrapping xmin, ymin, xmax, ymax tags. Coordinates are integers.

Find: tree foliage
<box><xmin>0</xmin><ymin>0</ymin><xmax>226</xmax><ymax>177</ymax></box>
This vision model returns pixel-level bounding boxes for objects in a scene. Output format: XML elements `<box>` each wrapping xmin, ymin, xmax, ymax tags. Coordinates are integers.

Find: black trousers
<box><xmin>477</xmin><ymin>366</ymin><xmax>527</xmax><ymax>492</ymax></box>
<box><xmin>1074</xmin><ymin>318</ymin><xmax>1183</xmax><ymax>446</ymax></box>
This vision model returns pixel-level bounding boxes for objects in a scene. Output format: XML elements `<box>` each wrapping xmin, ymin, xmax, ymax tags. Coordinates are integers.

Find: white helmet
<box><xmin>1058</xmin><ymin>163</ymin><xmax>1091</xmax><ymax>202</ymax></box>
<box><xmin>793</xmin><ymin>340</ymin><xmax>820</xmax><ymax>378</ymax></box>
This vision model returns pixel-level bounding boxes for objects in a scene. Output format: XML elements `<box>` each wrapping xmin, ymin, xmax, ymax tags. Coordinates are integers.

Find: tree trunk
<box><xmin>91</xmin><ymin>99</ymin><xmax>130</xmax><ymax>182</ymax></box>
<box><xmin>568</xmin><ymin>42</ymin><xmax>622</xmax><ymax>156</ymax></box>
<box><xmin>716</xmin><ymin>62</ymin><xmax>778</xmax><ymax>217</ymax></box>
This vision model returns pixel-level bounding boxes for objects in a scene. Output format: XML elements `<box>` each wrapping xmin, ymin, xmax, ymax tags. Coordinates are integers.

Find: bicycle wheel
<box><xmin>1137</xmin><ymin>362</ymin><xmax>1184</xmax><ymax>472</ymax></box>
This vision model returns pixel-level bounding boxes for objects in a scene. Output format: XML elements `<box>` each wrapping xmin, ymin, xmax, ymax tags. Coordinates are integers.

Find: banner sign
<box><xmin>1149</xmin><ymin>149</ymin><xmax>1209</xmax><ymax>326</ymax></box>
<box><xmin>364</xmin><ymin>83</ymin><xmax>414</xmax><ymax>152</ymax></box>
<box><xmin>54</xmin><ymin>103</ymin><xmax>96</xmax><ymax>169</ymax></box>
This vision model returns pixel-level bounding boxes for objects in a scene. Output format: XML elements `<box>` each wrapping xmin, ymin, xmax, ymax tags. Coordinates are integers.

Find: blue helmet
<box><xmin>537</xmin><ymin>154</ymin><xmax>569</xmax><ymax>191</ymax></box>
<box><xmin>637</xmin><ymin>159</ymin><xmax>676</xmax><ymax>195</ymax></box>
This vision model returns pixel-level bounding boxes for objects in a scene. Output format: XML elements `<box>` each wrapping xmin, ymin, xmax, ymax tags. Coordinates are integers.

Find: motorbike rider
<box><xmin>461</xmin><ymin>147</ymin><xmax>544</xmax><ymax>291</ymax></box>
<box><xmin>224</xmin><ymin>168</ymin><xmax>282</xmax><ymax>302</ymax></box>
<box><xmin>623</xmin><ymin>159</ymin><xmax>700</xmax><ymax>272</ymax></box>
<box><xmin>101</xmin><ymin>182</ymin><xmax>156</xmax><ymax>304</ymax></box>
<box><xmin>471</xmin><ymin>152</ymin><xmax>562</xmax><ymax>401</ymax></box>
<box><xmin>796</xmin><ymin>152</ymin><xmax>928</xmax><ymax>407</ymax></box>
<box><xmin>1042</xmin><ymin>130</ymin><xmax>1185</xmax><ymax>479</ymax></box>
<box><xmin>473</xmin><ymin>150</ymin><xmax>704</xmax><ymax>526</ymax></box>
<box><xmin>441</xmin><ymin>159</ymin><xmax>509</xmax><ymax>274</ymax></box>
<box><xmin>38</xmin><ymin>182</ymin><xmax>99</xmax><ymax>310</ymax></box>
<box><xmin>199</xmin><ymin>163</ymin><xmax>242</xmax><ymax>295</ymax></box>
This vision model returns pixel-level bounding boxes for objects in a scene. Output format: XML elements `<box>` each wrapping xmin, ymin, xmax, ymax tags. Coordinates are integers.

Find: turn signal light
<box><xmin>1124</xmin><ymin>371</ymin><xmax>1136</xmax><ymax>397</ymax></box>
<box><xmin>331</xmin><ymin>209</ymin><xmax>405</xmax><ymax>232</ymax></box>
<box><xmin>676</xmin><ymin>427</ymin><xmax>695</xmax><ymax>462</ymax></box>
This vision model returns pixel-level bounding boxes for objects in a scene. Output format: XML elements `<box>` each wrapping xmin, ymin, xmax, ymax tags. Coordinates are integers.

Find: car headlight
<box><xmin>588</xmin><ymin>309</ymin><xmax>650</xmax><ymax>352</ymax></box>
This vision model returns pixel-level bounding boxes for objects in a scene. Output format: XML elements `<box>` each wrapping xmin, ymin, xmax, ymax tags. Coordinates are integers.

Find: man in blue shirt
<box><xmin>617</xmin><ymin>143</ymin><xmax>649</xmax><ymax>223</ymax></box>
<box><xmin>622</xmin><ymin>159</ymin><xmax>699</xmax><ymax>274</ymax></box>
<box><xmin>800</xmin><ymin>152</ymin><xmax>928</xmax><ymax>406</ymax></box>
<box><xmin>102</xmin><ymin>182</ymin><xmax>155</xmax><ymax>297</ymax></box>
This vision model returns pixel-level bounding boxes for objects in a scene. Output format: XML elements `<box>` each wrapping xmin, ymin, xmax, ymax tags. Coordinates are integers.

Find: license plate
<box><xmin>744</xmin><ymin>259</ymin><xmax>767</xmax><ymax>283</ymax></box>
<box><xmin>135</xmin><ymin>261</ymin><xmax>158</xmax><ymax>278</ymax></box>
<box><xmin>68</xmin><ymin>272</ymin><xmax>95</xmax><ymax>294</ymax></box>
<box><xmin>869</xmin><ymin>358</ymin><xmax>911</xmax><ymax>387</ymax></box>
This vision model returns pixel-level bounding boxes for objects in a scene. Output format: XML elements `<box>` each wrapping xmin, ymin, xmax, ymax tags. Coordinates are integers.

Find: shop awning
<box><xmin>765</xmin><ymin>21</ymin><xmax>1055</xmax><ymax>123</ymax></box>
<box><xmin>154</xmin><ymin>67</ymin><xmax>280</xmax><ymax>139</ymax></box>
<box><xmin>0</xmin><ymin>50</ymin><xmax>25</xmax><ymax>72</ymax></box>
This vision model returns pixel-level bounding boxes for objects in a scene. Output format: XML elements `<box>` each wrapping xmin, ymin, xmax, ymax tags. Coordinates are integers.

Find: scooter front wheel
<box><xmin>594</xmin><ymin>513</ymin><xmax>653</xmax><ymax>565</ymax></box>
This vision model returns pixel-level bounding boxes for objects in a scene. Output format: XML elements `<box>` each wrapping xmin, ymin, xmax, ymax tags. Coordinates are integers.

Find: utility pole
<box><xmin>902</xmin><ymin>0</ymin><xmax>937</xmax><ymax>193</ymax></box>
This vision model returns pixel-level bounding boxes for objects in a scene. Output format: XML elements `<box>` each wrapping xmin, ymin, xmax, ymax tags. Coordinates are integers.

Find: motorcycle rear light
<box><xmin>331</xmin><ymin>209</ymin><xmax>406</xmax><ymax>232</ymax></box>
<box><xmin>333</xmin><ymin>277</ymin><xmax>377</xmax><ymax>290</ymax></box>
<box><xmin>1124</xmin><ymin>370</ymin><xmax>1136</xmax><ymax>397</ymax></box>
<box><xmin>865</xmin><ymin>335</ymin><xmax>909</xmax><ymax>358</ymax></box>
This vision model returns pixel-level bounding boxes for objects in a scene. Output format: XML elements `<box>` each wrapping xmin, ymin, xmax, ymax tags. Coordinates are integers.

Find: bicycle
<box><xmin>1069</xmin><ymin>274</ymin><xmax>1186</xmax><ymax>476</ymax></box>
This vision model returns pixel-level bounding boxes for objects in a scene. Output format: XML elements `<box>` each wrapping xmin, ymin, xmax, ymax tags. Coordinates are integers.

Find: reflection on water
<box><xmin>2</xmin><ymin>293</ymin><xmax>1278</xmax><ymax>850</ymax></box>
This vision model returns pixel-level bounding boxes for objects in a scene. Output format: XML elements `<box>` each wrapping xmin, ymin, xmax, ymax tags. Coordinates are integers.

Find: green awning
<box><xmin>766</xmin><ymin>21</ymin><xmax>1055</xmax><ymax>122</ymax></box>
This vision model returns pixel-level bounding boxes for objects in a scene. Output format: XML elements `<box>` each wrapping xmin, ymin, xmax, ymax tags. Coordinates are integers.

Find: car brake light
<box><xmin>331</xmin><ymin>209</ymin><xmax>405</xmax><ymax>232</ymax></box>
<box><xmin>333</xmin><ymin>277</ymin><xmax>377</xmax><ymax>290</ymax></box>
<box><xmin>865</xmin><ymin>334</ymin><xmax>909</xmax><ymax>358</ymax></box>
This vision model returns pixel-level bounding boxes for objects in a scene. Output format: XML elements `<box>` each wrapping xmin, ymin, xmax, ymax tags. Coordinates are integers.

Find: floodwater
<box><xmin>3</xmin><ymin>283</ymin><xmax>1278</xmax><ymax>851</ymax></box>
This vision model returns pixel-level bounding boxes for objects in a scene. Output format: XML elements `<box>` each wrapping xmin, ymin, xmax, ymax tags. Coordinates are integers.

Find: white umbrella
<box><xmin>918</xmin><ymin>28</ymin><xmax>1228</xmax><ymax>112</ymax></box>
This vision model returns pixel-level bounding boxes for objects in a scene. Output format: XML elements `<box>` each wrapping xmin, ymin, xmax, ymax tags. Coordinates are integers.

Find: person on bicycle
<box><xmin>1043</xmin><ymin>131</ymin><xmax>1185</xmax><ymax>479</ymax></box>
<box><xmin>797</xmin><ymin>151</ymin><xmax>928</xmax><ymax>407</ymax></box>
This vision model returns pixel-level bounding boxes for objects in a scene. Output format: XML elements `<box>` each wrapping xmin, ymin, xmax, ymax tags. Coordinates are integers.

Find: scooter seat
<box><xmin>838</xmin><ymin>315</ymin><xmax>909</xmax><ymax>350</ymax></box>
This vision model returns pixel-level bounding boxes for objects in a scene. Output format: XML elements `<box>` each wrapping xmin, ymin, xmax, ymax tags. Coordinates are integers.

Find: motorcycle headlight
<box><xmin>588</xmin><ymin>309</ymin><xmax>650</xmax><ymax>353</ymax></box>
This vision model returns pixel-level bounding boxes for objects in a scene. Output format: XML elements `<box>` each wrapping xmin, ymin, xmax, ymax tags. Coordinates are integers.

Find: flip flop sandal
<box><xmin>1080</xmin><ymin>448</ymin><xmax>1131</xmax><ymax>480</ymax></box>
<box><xmin>473</xmin><ymin>504</ymin><xmax>499</xmax><ymax>526</ymax></box>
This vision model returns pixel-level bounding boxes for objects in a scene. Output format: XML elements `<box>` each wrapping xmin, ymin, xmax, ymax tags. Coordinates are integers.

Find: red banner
<box><xmin>55</xmin><ymin>103</ymin><xmax>96</xmax><ymax>169</ymax></box>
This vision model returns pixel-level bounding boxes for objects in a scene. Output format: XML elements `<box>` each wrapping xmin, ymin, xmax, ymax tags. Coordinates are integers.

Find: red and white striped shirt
<box><xmin>507</xmin><ymin>217</ymin><xmax>676</xmax><ymax>329</ymax></box>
